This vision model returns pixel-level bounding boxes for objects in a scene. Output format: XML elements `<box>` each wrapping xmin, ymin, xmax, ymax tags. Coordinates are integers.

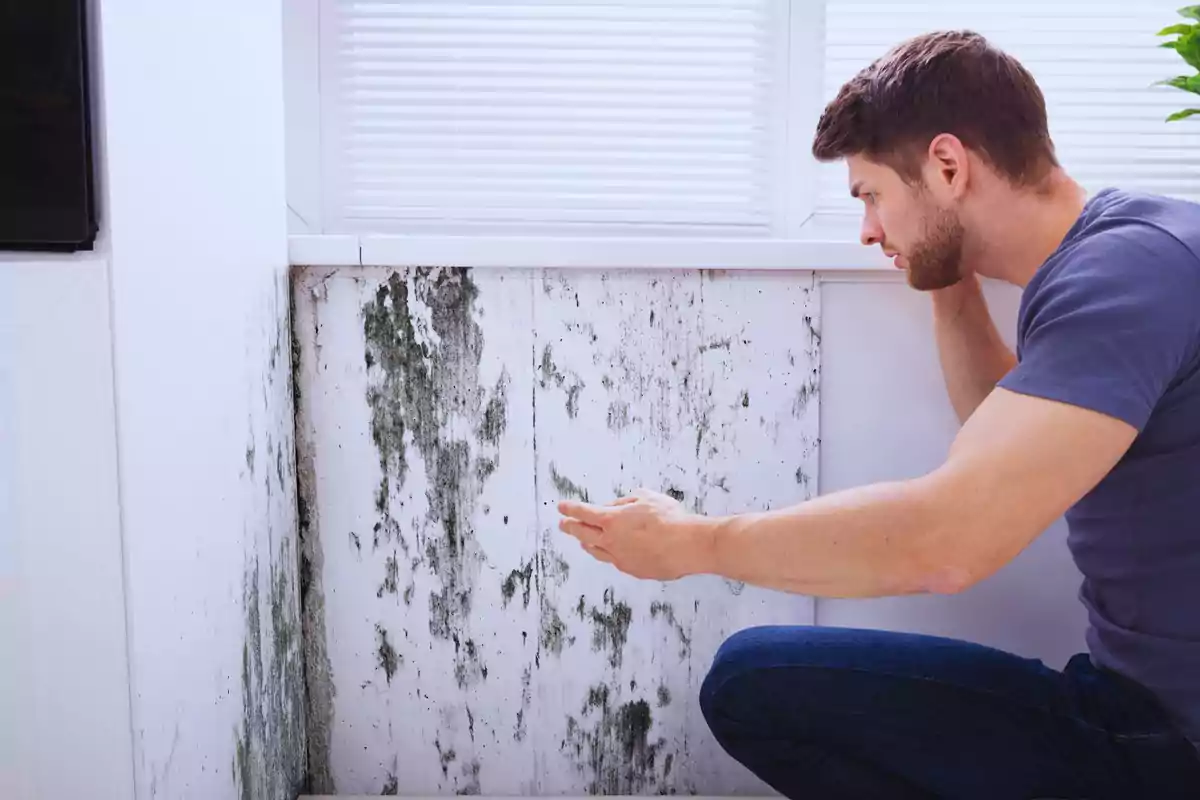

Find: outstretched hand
<box><xmin>556</xmin><ymin>488</ymin><xmax>711</xmax><ymax>581</ymax></box>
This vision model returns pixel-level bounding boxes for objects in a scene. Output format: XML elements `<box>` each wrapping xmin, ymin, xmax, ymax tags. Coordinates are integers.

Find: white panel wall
<box><xmin>97</xmin><ymin>3</ymin><xmax>304</xmax><ymax>799</ymax></box>
<box><xmin>818</xmin><ymin>277</ymin><xmax>1088</xmax><ymax>669</ymax></box>
<box><xmin>0</xmin><ymin>258</ymin><xmax>135</xmax><ymax>800</ymax></box>
<box><xmin>293</xmin><ymin>266</ymin><xmax>819</xmax><ymax>795</ymax></box>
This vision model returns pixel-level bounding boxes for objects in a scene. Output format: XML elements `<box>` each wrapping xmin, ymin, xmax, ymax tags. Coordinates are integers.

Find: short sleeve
<box><xmin>997</xmin><ymin>228</ymin><xmax>1200</xmax><ymax>431</ymax></box>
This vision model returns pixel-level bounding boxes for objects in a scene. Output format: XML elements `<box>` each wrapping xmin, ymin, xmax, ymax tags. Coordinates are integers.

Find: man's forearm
<box><xmin>933</xmin><ymin>275</ymin><xmax>1017</xmax><ymax>423</ymax></box>
<box><xmin>691</xmin><ymin>475</ymin><xmax>964</xmax><ymax>598</ymax></box>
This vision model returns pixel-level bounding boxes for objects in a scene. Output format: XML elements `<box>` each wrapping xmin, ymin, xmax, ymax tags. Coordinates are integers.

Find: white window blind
<box><xmin>320</xmin><ymin>0</ymin><xmax>793</xmax><ymax>237</ymax></box>
<box><xmin>820</xmin><ymin>1</ymin><xmax>1200</xmax><ymax>216</ymax></box>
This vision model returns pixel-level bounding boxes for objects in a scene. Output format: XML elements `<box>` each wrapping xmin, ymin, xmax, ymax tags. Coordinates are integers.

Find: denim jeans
<box><xmin>700</xmin><ymin>625</ymin><xmax>1200</xmax><ymax>799</ymax></box>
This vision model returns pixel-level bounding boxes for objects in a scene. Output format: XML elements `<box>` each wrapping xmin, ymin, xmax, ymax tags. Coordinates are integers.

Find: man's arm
<box><xmin>933</xmin><ymin>274</ymin><xmax>1017</xmax><ymax>423</ymax></box>
<box><xmin>559</xmin><ymin>388</ymin><xmax>1135</xmax><ymax>598</ymax></box>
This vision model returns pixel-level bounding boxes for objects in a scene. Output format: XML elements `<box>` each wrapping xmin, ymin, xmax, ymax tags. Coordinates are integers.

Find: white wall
<box><xmin>818</xmin><ymin>276</ymin><xmax>1088</xmax><ymax>668</ymax></box>
<box><xmin>293</xmin><ymin>266</ymin><xmax>820</xmax><ymax>795</ymax></box>
<box><xmin>97</xmin><ymin>3</ymin><xmax>304</xmax><ymax>799</ymax></box>
<box><xmin>0</xmin><ymin>258</ymin><xmax>136</xmax><ymax>800</ymax></box>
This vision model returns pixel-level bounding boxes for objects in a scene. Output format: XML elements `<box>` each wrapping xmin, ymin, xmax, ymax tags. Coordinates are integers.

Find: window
<box><xmin>286</xmin><ymin>0</ymin><xmax>1200</xmax><ymax>268</ymax></box>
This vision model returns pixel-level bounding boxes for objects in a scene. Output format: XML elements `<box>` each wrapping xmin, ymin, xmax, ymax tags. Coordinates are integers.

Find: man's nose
<box><xmin>860</xmin><ymin>216</ymin><xmax>882</xmax><ymax>247</ymax></box>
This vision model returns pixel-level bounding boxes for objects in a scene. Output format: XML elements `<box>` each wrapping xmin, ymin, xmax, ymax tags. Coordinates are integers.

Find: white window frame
<box><xmin>283</xmin><ymin>0</ymin><xmax>888</xmax><ymax>270</ymax></box>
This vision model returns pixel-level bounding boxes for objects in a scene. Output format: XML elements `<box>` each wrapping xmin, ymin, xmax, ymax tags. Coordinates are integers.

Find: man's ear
<box><xmin>926</xmin><ymin>133</ymin><xmax>969</xmax><ymax>199</ymax></box>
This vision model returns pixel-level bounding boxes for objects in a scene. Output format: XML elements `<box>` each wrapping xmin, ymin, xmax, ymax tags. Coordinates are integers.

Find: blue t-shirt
<box><xmin>998</xmin><ymin>187</ymin><xmax>1200</xmax><ymax>743</ymax></box>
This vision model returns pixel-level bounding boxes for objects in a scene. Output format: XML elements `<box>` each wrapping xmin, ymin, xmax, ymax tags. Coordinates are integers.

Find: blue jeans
<box><xmin>700</xmin><ymin>626</ymin><xmax>1200</xmax><ymax>799</ymax></box>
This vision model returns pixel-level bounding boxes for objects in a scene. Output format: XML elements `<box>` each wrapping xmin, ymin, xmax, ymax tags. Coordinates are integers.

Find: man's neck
<box><xmin>967</xmin><ymin>171</ymin><xmax>1088</xmax><ymax>288</ymax></box>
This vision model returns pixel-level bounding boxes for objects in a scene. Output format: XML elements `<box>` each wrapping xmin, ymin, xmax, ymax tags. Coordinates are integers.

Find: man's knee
<box><xmin>700</xmin><ymin>625</ymin><xmax>815</xmax><ymax>736</ymax></box>
<box><xmin>700</xmin><ymin>625</ymin><xmax>883</xmax><ymax>736</ymax></box>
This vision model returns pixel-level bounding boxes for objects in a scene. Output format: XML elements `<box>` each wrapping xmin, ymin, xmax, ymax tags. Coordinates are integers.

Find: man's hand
<box><xmin>556</xmin><ymin>488</ymin><xmax>711</xmax><ymax>581</ymax></box>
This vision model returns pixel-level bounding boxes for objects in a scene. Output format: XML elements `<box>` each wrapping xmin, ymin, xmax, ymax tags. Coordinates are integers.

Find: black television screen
<box><xmin>0</xmin><ymin>0</ymin><xmax>97</xmax><ymax>251</ymax></box>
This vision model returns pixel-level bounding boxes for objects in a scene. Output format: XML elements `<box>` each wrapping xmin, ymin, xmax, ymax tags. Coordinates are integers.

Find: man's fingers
<box><xmin>583</xmin><ymin>543</ymin><xmax>613</xmax><ymax>564</ymax></box>
<box><xmin>610</xmin><ymin>495</ymin><xmax>638</xmax><ymax>507</ymax></box>
<box><xmin>557</xmin><ymin>499</ymin><xmax>611</xmax><ymax>528</ymax></box>
<box><xmin>558</xmin><ymin>517</ymin><xmax>605</xmax><ymax>547</ymax></box>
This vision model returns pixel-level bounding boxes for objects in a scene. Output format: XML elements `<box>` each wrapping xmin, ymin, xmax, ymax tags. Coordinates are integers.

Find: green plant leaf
<box><xmin>1154</xmin><ymin>74</ymin><xmax>1200</xmax><ymax>93</ymax></box>
<box><xmin>1178</xmin><ymin>5</ymin><xmax>1200</xmax><ymax>21</ymax></box>
<box><xmin>1165</xmin><ymin>28</ymin><xmax>1200</xmax><ymax>70</ymax></box>
<box><xmin>1166</xmin><ymin>107</ymin><xmax>1200</xmax><ymax>121</ymax></box>
<box><xmin>1158</xmin><ymin>23</ymin><xmax>1196</xmax><ymax>36</ymax></box>
<box><xmin>1156</xmin><ymin>75</ymin><xmax>1192</xmax><ymax>88</ymax></box>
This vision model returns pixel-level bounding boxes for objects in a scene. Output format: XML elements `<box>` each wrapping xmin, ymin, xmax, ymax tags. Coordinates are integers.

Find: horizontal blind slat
<box><xmin>323</xmin><ymin>0</ymin><xmax>781</xmax><ymax>235</ymax></box>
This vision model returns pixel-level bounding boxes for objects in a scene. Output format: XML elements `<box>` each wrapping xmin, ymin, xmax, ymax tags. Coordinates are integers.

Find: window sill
<box><xmin>288</xmin><ymin>214</ymin><xmax>891</xmax><ymax>272</ymax></box>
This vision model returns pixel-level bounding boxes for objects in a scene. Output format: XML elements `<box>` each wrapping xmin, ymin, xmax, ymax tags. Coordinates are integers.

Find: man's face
<box><xmin>847</xmin><ymin>155</ymin><xmax>965</xmax><ymax>291</ymax></box>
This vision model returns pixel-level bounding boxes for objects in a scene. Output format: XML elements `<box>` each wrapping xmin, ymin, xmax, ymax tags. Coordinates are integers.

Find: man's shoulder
<box><xmin>1032</xmin><ymin>189</ymin><xmax>1200</xmax><ymax>298</ymax></box>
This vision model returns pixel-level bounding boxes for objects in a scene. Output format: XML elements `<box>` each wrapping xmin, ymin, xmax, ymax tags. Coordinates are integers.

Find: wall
<box><xmin>97</xmin><ymin>3</ymin><xmax>304</xmax><ymax>799</ymax></box>
<box><xmin>0</xmin><ymin>257</ymin><xmax>136</xmax><ymax>800</ymax></box>
<box><xmin>819</xmin><ymin>277</ymin><xmax>1087</xmax><ymax>667</ymax></box>
<box><xmin>293</xmin><ymin>266</ymin><xmax>820</xmax><ymax>795</ymax></box>
<box><xmin>294</xmin><ymin>267</ymin><xmax>1090</xmax><ymax>795</ymax></box>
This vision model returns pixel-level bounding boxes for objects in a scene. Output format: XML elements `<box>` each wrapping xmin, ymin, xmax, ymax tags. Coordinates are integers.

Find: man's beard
<box><xmin>906</xmin><ymin>205</ymin><xmax>965</xmax><ymax>291</ymax></box>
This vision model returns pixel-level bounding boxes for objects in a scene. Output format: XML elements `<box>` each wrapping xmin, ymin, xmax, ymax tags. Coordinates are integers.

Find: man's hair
<box><xmin>811</xmin><ymin>30</ymin><xmax>1058</xmax><ymax>187</ymax></box>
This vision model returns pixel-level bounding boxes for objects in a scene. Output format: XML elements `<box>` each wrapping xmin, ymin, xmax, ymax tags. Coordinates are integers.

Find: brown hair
<box><xmin>811</xmin><ymin>30</ymin><xmax>1058</xmax><ymax>187</ymax></box>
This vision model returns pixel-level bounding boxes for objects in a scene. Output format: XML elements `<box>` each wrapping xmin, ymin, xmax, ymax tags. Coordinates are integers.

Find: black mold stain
<box><xmin>539</xmin><ymin>344</ymin><xmax>586</xmax><ymax>419</ymax></box>
<box><xmin>375</xmin><ymin>623</ymin><xmax>400</xmax><ymax>684</ymax></box>
<box><xmin>232</xmin><ymin>542</ymin><xmax>306</xmax><ymax>800</ymax></box>
<box><xmin>698</xmin><ymin>337</ymin><xmax>731</xmax><ymax>353</ymax></box>
<box><xmin>477</xmin><ymin>371</ymin><xmax>510</xmax><ymax>446</ymax></box>
<box><xmin>361</xmin><ymin>267</ymin><xmax>500</xmax><ymax>683</ymax></box>
<box><xmin>294</xmin><ymin>270</ymin><xmax>334</xmax><ymax>794</ymax></box>
<box><xmin>539</xmin><ymin>598</ymin><xmax>569</xmax><ymax>655</ymax></box>
<box><xmin>435</xmin><ymin>738</ymin><xmax>457</xmax><ymax>777</ymax></box>
<box><xmin>792</xmin><ymin>375</ymin><xmax>819</xmax><ymax>417</ymax></box>
<box><xmin>657</xmin><ymin>685</ymin><xmax>672</xmax><ymax>707</ymax></box>
<box><xmin>549</xmin><ymin>462</ymin><xmax>590</xmax><ymax>503</ymax></box>
<box><xmin>795</xmin><ymin>466</ymin><xmax>813</xmax><ymax>490</ymax></box>
<box><xmin>349</xmin><ymin>531</ymin><xmax>362</xmax><ymax>554</ymax></box>
<box><xmin>377</xmin><ymin>554</ymin><xmax>399</xmax><ymax>598</ymax></box>
<box><xmin>650</xmin><ymin>601</ymin><xmax>692</xmax><ymax>660</ymax></box>
<box><xmin>501</xmin><ymin>559</ymin><xmax>534</xmax><ymax>609</ymax></box>
<box><xmin>514</xmin><ymin>666</ymin><xmax>533</xmax><ymax>742</ymax></box>
<box><xmin>380</xmin><ymin>773</ymin><xmax>398</xmax><ymax>795</ymax></box>
<box><xmin>803</xmin><ymin>314</ymin><xmax>822</xmax><ymax>346</ymax></box>
<box><xmin>459</xmin><ymin>759</ymin><xmax>482</xmax><ymax>795</ymax></box>
<box><xmin>665</xmin><ymin>487</ymin><xmax>685</xmax><ymax>503</ymax></box>
<box><xmin>563</xmin><ymin>684</ymin><xmax>667</xmax><ymax>795</ymax></box>
<box><xmin>740</xmin><ymin>390</ymin><xmax>750</xmax><ymax>408</ymax></box>
<box><xmin>587</xmin><ymin>588</ymin><xmax>632</xmax><ymax>669</ymax></box>
<box><xmin>451</xmin><ymin>633</ymin><xmax>488</xmax><ymax>689</ymax></box>
<box><xmin>606</xmin><ymin>400</ymin><xmax>631</xmax><ymax>431</ymax></box>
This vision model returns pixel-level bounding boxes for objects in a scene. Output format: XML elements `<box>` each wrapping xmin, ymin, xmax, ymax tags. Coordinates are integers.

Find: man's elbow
<box><xmin>910</xmin><ymin>523</ymin><xmax>1029</xmax><ymax>596</ymax></box>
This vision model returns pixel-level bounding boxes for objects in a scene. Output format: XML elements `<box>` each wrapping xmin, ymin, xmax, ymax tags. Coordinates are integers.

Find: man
<box><xmin>556</xmin><ymin>30</ymin><xmax>1200</xmax><ymax>800</ymax></box>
